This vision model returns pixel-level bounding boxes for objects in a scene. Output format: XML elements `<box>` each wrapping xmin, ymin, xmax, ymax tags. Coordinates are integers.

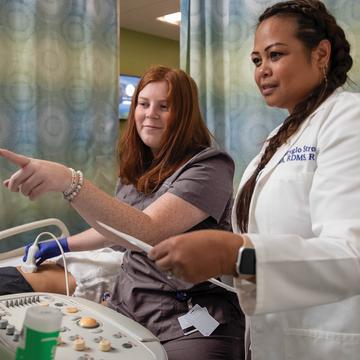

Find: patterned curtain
<box><xmin>180</xmin><ymin>0</ymin><xmax>360</xmax><ymax>185</ymax></box>
<box><xmin>0</xmin><ymin>0</ymin><xmax>119</xmax><ymax>251</ymax></box>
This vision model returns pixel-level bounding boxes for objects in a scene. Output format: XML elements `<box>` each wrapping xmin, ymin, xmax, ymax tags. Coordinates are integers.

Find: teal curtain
<box><xmin>0</xmin><ymin>0</ymin><xmax>119</xmax><ymax>251</ymax></box>
<box><xmin>181</xmin><ymin>0</ymin><xmax>360</xmax><ymax>185</ymax></box>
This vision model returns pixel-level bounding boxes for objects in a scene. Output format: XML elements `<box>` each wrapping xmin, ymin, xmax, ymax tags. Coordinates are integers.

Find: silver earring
<box><xmin>322</xmin><ymin>65</ymin><xmax>328</xmax><ymax>84</ymax></box>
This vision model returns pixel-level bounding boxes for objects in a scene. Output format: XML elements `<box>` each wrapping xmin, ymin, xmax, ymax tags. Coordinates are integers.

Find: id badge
<box><xmin>178</xmin><ymin>304</ymin><xmax>219</xmax><ymax>336</ymax></box>
<box><xmin>178</xmin><ymin>314</ymin><xmax>198</xmax><ymax>335</ymax></box>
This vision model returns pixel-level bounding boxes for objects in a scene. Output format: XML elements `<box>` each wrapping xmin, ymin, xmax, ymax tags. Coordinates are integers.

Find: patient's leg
<box><xmin>16</xmin><ymin>263</ymin><xmax>77</xmax><ymax>295</ymax></box>
<box><xmin>0</xmin><ymin>267</ymin><xmax>34</xmax><ymax>295</ymax></box>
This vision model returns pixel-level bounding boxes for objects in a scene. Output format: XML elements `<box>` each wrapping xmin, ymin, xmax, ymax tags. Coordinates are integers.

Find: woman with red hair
<box><xmin>1</xmin><ymin>66</ymin><xmax>245</xmax><ymax>359</ymax></box>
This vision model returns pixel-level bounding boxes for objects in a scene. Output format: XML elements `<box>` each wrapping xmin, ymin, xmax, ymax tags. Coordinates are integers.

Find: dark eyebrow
<box><xmin>251</xmin><ymin>42</ymin><xmax>288</xmax><ymax>56</ymax></box>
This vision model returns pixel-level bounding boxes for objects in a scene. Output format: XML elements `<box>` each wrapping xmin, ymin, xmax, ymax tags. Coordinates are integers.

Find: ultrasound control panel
<box><xmin>0</xmin><ymin>293</ymin><xmax>168</xmax><ymax>360</ymax></box>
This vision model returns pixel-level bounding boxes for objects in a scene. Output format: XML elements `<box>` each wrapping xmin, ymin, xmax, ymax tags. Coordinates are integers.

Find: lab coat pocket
<box><xmin>284</xmin><ymin>328</ymin><xmax>360</xmax><ymax>360</ymax></box>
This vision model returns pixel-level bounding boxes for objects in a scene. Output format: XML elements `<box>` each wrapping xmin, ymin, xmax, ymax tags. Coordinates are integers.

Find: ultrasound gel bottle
<box><xmin>15</xmin><ymin>306</ymin><xmax>63</xmax><ymax>360</ymax></box>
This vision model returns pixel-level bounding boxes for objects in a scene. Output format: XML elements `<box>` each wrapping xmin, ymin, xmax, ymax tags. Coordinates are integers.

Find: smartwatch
<box><xmin>236</xmin><ymin>247</ymin><xmax>256</xmax><ymax>276</ymax></box>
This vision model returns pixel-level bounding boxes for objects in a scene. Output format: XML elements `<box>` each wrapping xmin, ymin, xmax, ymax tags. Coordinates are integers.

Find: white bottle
<box><xmin>16</xmin><ymin>306</ymin><xmax>63</xmax><ymax>360</ymax></box>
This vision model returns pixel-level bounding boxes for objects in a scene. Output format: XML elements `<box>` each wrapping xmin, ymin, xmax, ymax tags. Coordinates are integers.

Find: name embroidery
<box><xmin>280</xmin><ymin>145</ymin><xmax>317</xmax><ymax>163</ymax></box>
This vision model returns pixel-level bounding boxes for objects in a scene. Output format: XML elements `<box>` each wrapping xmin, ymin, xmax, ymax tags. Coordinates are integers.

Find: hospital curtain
<box><xmin>0</xmin><ymin>0</ymin><xmax>119</xmax><ymax>251</ymax></box>
<box><xmin>180</xmin><ymin>0</ymin><xmax>360</xmax><ymax>185</ymax></box>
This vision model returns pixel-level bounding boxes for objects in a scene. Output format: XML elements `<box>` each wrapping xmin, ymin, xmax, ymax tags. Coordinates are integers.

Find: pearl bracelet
<box><xmin>63</xmin><ymin>168</ymin><xmax>77</xmax><ymax>196</ymax></box>
<box><xmin>63</xmin><ymin>169</ymin><xmax>84</xmax><ymax>202</ymax></box>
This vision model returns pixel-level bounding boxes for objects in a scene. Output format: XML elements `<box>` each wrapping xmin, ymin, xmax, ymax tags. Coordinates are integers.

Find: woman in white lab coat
<box><xmin>149</xmin><ymin>1</ymin><xmax>360</xmax><ymax>359</ymax></box>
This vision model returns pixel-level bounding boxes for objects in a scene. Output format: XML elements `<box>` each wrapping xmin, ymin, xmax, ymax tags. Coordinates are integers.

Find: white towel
<box><xmin>55</xmin><ymin>248</ymin><xmax>124</xmax><ymax>302</ymax></box>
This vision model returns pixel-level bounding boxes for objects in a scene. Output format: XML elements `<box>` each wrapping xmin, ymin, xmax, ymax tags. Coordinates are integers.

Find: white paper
<box><xmin>97</xmin><ymin>221</ymin><xmax>237</xmax><ymax>293</ymax></box>
<box><xmin>97</xmin><ymin>221</ymin><xmax>153</xmax><ymax>253</ymax></box>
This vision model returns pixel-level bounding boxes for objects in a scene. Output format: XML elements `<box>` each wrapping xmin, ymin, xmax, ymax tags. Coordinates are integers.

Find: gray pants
<box><xmin>162</xmin><ymin>332</ymin><xmax>244</xmax><ymax>360</ymax></box>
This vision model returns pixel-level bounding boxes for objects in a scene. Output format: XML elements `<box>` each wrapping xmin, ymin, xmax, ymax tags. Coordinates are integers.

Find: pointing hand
<box><xmin>0</xmin><ymin>148</ymin><xmax>72</xmax><ymax>201</ymax></box>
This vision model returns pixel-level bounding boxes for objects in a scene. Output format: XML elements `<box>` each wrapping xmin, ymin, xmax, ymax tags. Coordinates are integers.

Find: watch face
<box><xmin>239</xmin><ymin>248</ymin><xmax>256</xmax><ymax>275</ymax></box>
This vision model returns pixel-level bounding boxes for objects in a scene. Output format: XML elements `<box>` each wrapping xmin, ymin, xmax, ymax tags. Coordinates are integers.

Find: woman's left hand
<box><xmin>148</xmin><ymin>229</ymin><xmax>244</xmax><ymax>283</ymax></box>
<box><xmin>0</xmin><ymin>148</ymin><xmax>72</xmax><ymax>200</ymax></box>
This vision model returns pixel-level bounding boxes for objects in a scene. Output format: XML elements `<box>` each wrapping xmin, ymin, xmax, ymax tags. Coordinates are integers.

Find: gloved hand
<box><xmin>23</xmin><ymin>237</ymin><xmax>70</xmax><ymax>266</ymax></box>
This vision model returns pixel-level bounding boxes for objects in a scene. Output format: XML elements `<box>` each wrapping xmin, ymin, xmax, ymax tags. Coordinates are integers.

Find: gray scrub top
<box><xmin>108</xmin><ymin>147</ymin><xmax>243</xmax><ymax>341</ymax></box>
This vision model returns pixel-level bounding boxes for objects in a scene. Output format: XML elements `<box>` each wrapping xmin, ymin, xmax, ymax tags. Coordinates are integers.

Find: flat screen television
<box><xmin>119</xmin><ymin>74</ymin><xmax>141</xmax><ymax>119</ymax></box>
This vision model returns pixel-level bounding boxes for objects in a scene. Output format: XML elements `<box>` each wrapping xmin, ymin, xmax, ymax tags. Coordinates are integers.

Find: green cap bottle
<box><xmin>15</xmin><ymin>306</ymin><xmax>63</xmax><ymax>360</ymax></box>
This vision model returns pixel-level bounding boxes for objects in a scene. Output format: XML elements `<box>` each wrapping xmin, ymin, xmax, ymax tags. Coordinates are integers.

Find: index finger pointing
<box><xmin>0</xmin><ymin>149</ymin><xmax>31</xmax><ymax>168</ymax></box>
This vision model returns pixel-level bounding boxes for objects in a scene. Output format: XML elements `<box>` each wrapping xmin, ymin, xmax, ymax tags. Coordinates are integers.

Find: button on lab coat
<box><xmin>232</xmin><ymin>90</ymin><xmax>360</xmax><ymax>360</ymax></box>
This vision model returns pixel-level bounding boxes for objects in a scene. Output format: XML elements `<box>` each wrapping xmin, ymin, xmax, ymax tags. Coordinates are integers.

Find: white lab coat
<box><xmin>232</xmin><ymin>90</ymin><xmax>360</xmax><ymax>360</ymax></box>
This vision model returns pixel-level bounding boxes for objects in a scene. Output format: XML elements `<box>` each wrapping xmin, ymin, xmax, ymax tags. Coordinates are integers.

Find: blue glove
<box><xmin>23</xmin><ymin>237</ymin><xmax>70</xmax><ymax>266</ymax></box>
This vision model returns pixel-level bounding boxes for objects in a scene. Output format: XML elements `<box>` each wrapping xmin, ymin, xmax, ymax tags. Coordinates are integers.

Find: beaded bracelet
<box><xmin>63</xmin><ymin>168</ymin><xmax>77</xmax><ymax>196</ymax></box>
<box><xmin>63</xmin><ymin>169</ymin><xmax>84</xmax><ymax>202</ymax></box>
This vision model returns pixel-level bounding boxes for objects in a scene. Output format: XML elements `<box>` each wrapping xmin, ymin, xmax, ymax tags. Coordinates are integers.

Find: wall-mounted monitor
<box><xmin>119</xmin><ymin>74</ymin><xmax>141</xmax><ymax>119</ymax></box>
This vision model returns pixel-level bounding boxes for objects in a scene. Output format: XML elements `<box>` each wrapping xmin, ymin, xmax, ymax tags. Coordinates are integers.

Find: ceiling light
<box><xmin>157</xmin><ymin>12</ymin><xmax>181</xmax><ymax>26</ymax></box>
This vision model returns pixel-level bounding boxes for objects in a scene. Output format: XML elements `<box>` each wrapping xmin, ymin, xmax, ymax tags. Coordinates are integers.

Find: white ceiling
<box><xmin>119</xmin><ymin>0</ymin><xmax>180</xmax><ymax>41</ymax></box>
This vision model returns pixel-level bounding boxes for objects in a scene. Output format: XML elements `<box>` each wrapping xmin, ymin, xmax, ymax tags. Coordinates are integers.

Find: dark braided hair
<box><xmin>237</xmin><ymin>0</ymin><xmax>353</xmax><ymax>232</ymax></box>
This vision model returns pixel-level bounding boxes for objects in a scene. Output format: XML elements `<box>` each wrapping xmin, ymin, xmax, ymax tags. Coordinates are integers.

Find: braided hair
<box><xmin>237</xmin><ymin>0</ymin><xmax>353</xmax><ymax>232</ymax></box>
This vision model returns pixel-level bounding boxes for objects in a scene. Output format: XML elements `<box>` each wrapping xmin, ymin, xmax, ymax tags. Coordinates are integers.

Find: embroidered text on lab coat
<box><xmin>280</xmin><ymin>145</ymin><xmax>317</xmax><ymax>163</ymax></box>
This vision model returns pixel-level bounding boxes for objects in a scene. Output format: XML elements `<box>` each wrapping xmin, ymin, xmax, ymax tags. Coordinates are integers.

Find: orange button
<box><xmin>79</xmin><ymin>317</ymin><xmax>98</xmax><ymax>329</ymax></box>
<box><xmin>66</xmin><ymin>307</ymin><xmax>79</xmax><ymax>313</ymax></box>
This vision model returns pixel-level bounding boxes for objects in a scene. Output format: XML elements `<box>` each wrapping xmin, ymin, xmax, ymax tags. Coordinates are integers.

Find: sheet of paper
<box><xmin>97</xmin><ymin>221</ymin><xmax>153</xmax><ymax>253</ymax></box>
<box><xmin>97</xmin><ymin>221</ymin><xmax>237</xmax><ymax>293</ymax></box>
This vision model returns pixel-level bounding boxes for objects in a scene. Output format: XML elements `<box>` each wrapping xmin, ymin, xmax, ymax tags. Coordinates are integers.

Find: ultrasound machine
<box><xmin>0</xmin><ymin>219</ymin><xmax>168</xmax><ymax>360</ymax></box>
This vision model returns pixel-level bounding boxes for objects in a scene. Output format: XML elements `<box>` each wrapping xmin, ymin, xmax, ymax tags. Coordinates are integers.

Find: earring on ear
<box><xmin>322</xmin><ymin>64</ymin><xmax>328</xmax><ymax>84</ymax></box>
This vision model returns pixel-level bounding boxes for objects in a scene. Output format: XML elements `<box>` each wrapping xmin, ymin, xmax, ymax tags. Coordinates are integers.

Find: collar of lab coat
<box><xmin>232</xmin><ymin>89</ymin><xmax>342</xmax><ymax>233</ymax></box>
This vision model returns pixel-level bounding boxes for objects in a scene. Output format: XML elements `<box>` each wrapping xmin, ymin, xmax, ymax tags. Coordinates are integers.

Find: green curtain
<box><xmin>180</xmin><ymin>0</ymin><xmax>360</xmax><ymax>185</ymax></box>
<box><xmin>0</xmin><ymin>0</ymin><xmax>119</xmax><ymax>251</ymax></box>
